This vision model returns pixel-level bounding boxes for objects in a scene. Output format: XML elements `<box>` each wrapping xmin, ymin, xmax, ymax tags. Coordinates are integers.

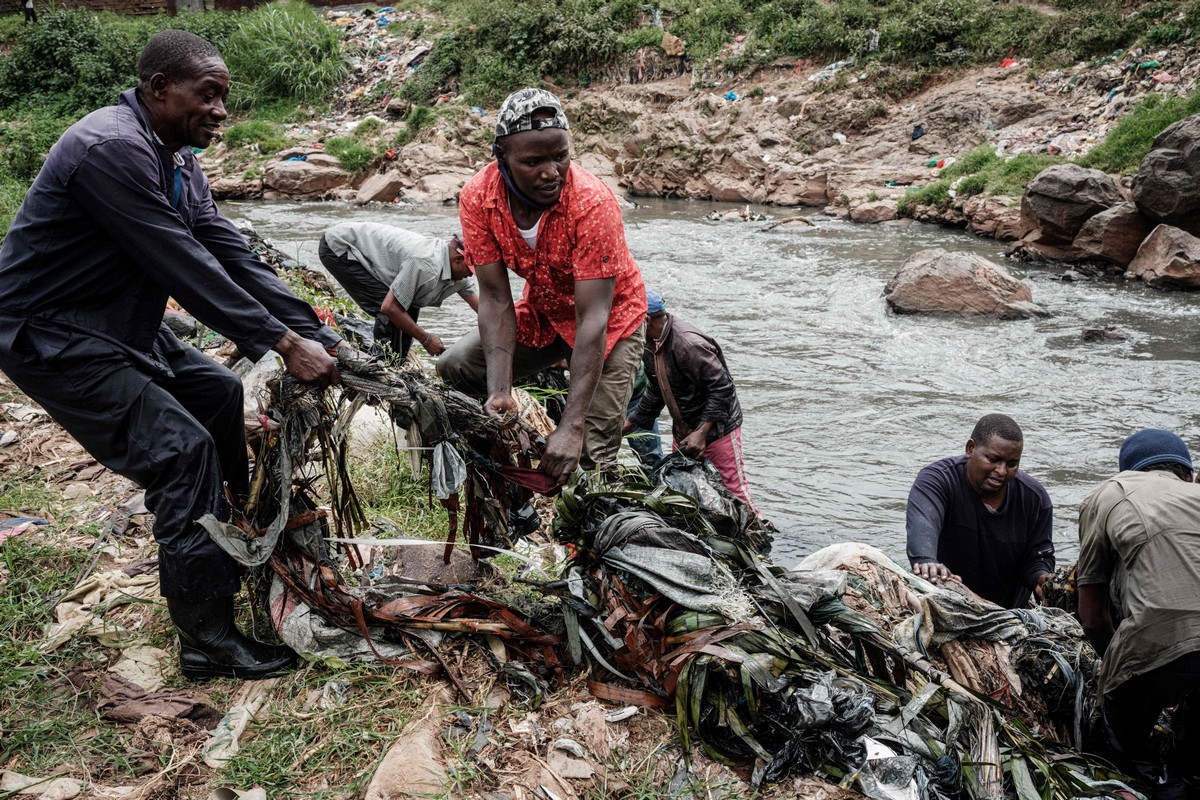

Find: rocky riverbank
<box><xmin>203</xmin><ymin>8</ymin><xmax>1200</xmax><ymax>240</ymax></box>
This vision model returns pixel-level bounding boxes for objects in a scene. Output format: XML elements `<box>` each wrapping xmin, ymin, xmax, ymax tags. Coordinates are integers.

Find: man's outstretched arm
<box><xmin>540</xmin><ymin>277</ymin><xmax>614</xmax><ymax>484</ymax></box>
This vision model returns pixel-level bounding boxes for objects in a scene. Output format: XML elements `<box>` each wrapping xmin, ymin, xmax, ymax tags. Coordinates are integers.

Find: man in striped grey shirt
<box><xmin>319</xmin><ymin>222</ymin><xmax>478</xmax><ymax>359</ymax></box>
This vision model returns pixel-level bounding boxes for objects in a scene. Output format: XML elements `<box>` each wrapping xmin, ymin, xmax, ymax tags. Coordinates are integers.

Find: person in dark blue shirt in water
<box><xmin>906</xmin><ymin>413</ymin><xmax>1055</xmax><ymax>608</ymax></box>
<box><xmin>0</xmin><ymin>30</ymin><xmax>342</xmax><ymax>680</ymax></box>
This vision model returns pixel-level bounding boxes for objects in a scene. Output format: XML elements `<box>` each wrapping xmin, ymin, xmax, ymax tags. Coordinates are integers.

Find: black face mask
<box><xmin>493</xmin><ymin>142</ymin><xmax>557</xmax><ymax>212</ymax></box>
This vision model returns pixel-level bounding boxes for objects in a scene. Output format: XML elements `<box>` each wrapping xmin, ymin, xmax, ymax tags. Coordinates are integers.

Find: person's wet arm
<box><xmin>906</xmin><ymin>465</ymin><xmax>955</xmax><ymax>583</ymax></box>
<box><xmin>541</xmin><ymin>277</ymin><xmax>614</xmax><ymax>484</ymax></box>
<box><xmin>1078</xmin><ymin>583</ymin><xmax>1114</xmax><ymax>654</ymax></box>
<box><xmin>475</xmin><ymin>261</ymin><xmax>519</xmax><ymax>420</ymax></box>
<box><xmin>1076</xmin><ymin>484</ymin><xmax>1118</xmax><ymax>653</ymax></box>
<box><xmin>679</xmin><ymin>335</ymin><xmax>733</xmax><ymax>456</ymax></box>
<box><xmin>380</xmin><ymin>291</ymin><xmax>442</xmax><ymax>354</ymax></box>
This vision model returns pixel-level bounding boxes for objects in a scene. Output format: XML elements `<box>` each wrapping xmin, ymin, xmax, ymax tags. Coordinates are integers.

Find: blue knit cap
<box><xmin>646</xmin><ymin>289</ymin><xmax>666</xmax><ymax>315</ymax></box>
<box><xmin>1118</xmin><ymin>428</ymin><xmax>1193</xmax><ymax>472</ymax></box>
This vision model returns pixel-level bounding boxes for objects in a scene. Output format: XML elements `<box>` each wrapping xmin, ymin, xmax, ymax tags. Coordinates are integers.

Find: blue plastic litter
<box><xmin>287</xmin><ymin>155</ymin><xmax>308</xmax><ymax>162</ymax></box>
<box><xmin>470</xmin><ymin>106</ymin><xmax>486</xmax><ymax>116</ymax></box>
<box><xmin>377</xmin><ymin>17</ymin><xmax>389</xmax><ymax>25</ymax></box>
<box><xmin>377</xmin><ymin>5</ymin><xmax>394</xmax><ymax>10</ymax></box>
<box><xmin>0</xmin><ymin>517</ymin><xmax>49</xmax><ymax>530</ymax></box>
<box><xmin>724</xmin><ymin>91</ymin><xmax>737</xmax><ymax>101</ymax></box>
<box><xmin>379</xmin><ymin>55</ymin><xmax>389</xmax><ymax>61</ymax></box>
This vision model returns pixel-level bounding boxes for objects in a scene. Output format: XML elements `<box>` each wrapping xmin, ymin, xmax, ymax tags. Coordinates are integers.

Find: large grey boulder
<box><xmin>850</xmin><ymin>200</ymin><xmax>899</xmax><ymax>224</ymax></box>
<box><xmin>885</xmin><ymin>248</ymin><xmax>1045</xmax><ymax>318</ymax></box>
<box><xmin>355</xmin><ymin>169</ymin><xmax>404</xmax><ymax>205</ymax></box>
<box><xmin>1072</xmin><ymin>202</ymin><xmax>1152</xmax><ymax>267</ymax></box>
<box><xmin>1019</xmin><ymin>164</ymin><xmax>1124</xmax><ymax>245</ymax></box>
<box><xmin>1125</xmin><ymin>224</ymin><xmax>1200</xmax><ymax>289</ymax></box>
<box><xmin>402</xmin><ymin>172</ymin><xmax>470</xmax><ymax>204</ymax></box>
<box><xmin>263</xmin><ymin>159</ymin><xmax>349</xmax><ymax>197</ymax></box>
<box><xmin>1131</xmin><ymin>113</ymin><xmax>1200</xmax><ymax>236</ymax></box>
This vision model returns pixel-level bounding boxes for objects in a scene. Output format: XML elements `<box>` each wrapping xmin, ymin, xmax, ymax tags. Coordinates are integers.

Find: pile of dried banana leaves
<box><xmin>216</xmin><ymin>329</ymin><xmax>1136</xmax><ymax>798</ymax></box>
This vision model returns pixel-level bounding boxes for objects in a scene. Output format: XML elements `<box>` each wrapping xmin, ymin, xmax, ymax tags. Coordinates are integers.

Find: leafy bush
<box><xmin>0</xmin><ymin>175</ymin><xmax>29</xmax><ymax>239</ymax></box>
<box><xmin>352</xmin><ymin>116</ymin><xmax>384</xmax><ymax>140</ymax></box>
<box><xmin>324</xmin><ymin>137</ymin><xmax>377</xmax><ymax>174</ymax></box>
<box><xmin>399</xmin><ymin>31</ymin><xmax>462</xmax><ymax>104</ymax></box>
<box><xmin>223</xmin><ymin>1</ymin><xmax>348</xmax><ymax>110</ymax></box>
<box><xmin>221</xmin><ymin>119</ymin><xmax>289</xmax><ymax>153</ymax></box>
<box><xmin>0</xmin><ymin>115</ymin><xmax>74</xmax><ymax>182</ymax></box>
<box><xmin>661</xmin><ymin>0</ymin><xmax>747</xmax><ymax>59</ymax></box>
<box><xmin>391</xmin><ymin>105</ymin><xmax>436</xmax><ymax>146</ymax></box>
<box><xmin>0</xmin><ymin>10</ymin><xmax>144</xmax><ymax>112</ymax></box>
<box><xmin>1079</xmin><ymin>90</ymin><xmax>1200</xmax><ymax>174</ymax></box>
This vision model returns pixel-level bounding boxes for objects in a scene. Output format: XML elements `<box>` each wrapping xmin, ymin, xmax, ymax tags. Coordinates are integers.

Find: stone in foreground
<box><xmin>884</xmin><ymin>248</ymin><xmax>1046</xmax><ymax>318</ymax></box>
<box><xmin>1125</xmin><ymin>224</ymin><xmax>1200</xmax><ymax>289</ymax></box>
<box><xmin>1019</xmin><ymin>164</ymin><xmax>1123</xmax><ymax>245</ymax></box>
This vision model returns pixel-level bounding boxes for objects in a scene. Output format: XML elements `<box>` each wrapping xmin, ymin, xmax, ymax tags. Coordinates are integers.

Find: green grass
<box><xmin>222</xmin><ymin>1</ymin><xmax>348</xmax><ymax>111</ymax></box>
<box><xmin>898</xmin><ymin>145</ymin><xmax>1063</xmax><ymax>213</ymax></box>
<box><xmin>1079</xmin><ymin>89</ymin><xmax>1200</xmax><ymax>174</ymax></box>
<box><xmin>1</xmin><ymin>174</ymin><xmax>28</xmax><ymax>239</ymax></box>
<box><xmin>0</xmin><ymin>532</ymin><xmax>145</xmax><ymax>779</ymax></box>
<box><xmin>222</xmin><ymin>119</ymin><xmax>290</xmax><ymax>153</ymax></box>
<box><xmin>391</xmin><ymin>105</ymin><xmax>436</xmax><ymax>147</ymax></box>
<box><xmin>324</xmin><ymin>137</ymin><xmax>378</xmax><ymax>175</ymax></box>
<box><xmin>221</xmin><ymin>665</ymin><xmax>424</xmax><ymax>795</ymax></box>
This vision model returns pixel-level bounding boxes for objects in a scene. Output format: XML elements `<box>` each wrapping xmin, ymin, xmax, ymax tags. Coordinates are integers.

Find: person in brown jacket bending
<box><xmin>624</xmin><ymin>289</ymin><xmax>759</xmax><ymax>514</ymax></box>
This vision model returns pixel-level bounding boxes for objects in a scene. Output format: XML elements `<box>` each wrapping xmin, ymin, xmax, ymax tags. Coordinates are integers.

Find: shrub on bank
<box><xmin>897</xmin><ymin>146</ymin><xmax>1063</xmax><ymax>213</ymax></box>
<box><xmin>0</xmin><ymin>5</ymin><xmax>347</xmax><ymax>236</ymax></box>
<box><xmin>399</xmin><ymin>0</ymin><xmax>1198</xmax><ymax>107</ymax></box>
<box><xmin>223</xmin><ymin>1</ymin><xmax>347</xmax><ymax>110</ymax></box>
<box><xmin>1079</xmin><ymin>90</ymin><xmax>1200</xmax><ymax>174</ymax></box>
<box><xmin>222</xmin><ymin>119</ymin><xmax>290</xmax><ymax>153</ymax></box>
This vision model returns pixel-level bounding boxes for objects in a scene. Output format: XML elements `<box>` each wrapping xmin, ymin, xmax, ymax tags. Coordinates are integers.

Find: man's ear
<box><xmin>965</xmin><ymin>438</ymin><xmax>976</xmax><ymax>456</ymax></box>
<box><xmin>146</xmin><ymin>72</ymin><xmax>170</xmax><ymax>100</ymax></box>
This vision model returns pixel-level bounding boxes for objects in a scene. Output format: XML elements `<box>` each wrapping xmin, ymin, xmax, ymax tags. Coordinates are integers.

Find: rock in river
<box><xmin>884</xmin><ymin>248</ymin><xmax>1045</xmax><ymax>318</ymax></box>
<box><xmin>1125</xmin><ymin>224</ymin><xmax>1200</xmax><ymax>289</ymax></box>
<box><xmin>1131</xmin><ymin>113</ymin><xmax>1200</xmax><ymax>236</ymax></box>
<box><xmin>1019</xmin><ymin>164</ymin><xmax>1124</xmax><ymax>245</ymax></box>
<box><xmin>1072</xmin><ymin>202</ymin><xmax>1152</xmax><ymax>268</ymax></box>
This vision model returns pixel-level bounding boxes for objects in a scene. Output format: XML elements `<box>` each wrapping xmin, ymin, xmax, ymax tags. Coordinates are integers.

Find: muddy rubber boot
<box><xmin>167</xmin><ymin>596</ymin><xmax>297</xmax><ymax>681</ymax></box>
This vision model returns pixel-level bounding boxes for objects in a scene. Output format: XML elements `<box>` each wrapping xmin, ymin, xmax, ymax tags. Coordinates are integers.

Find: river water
<box><xmin>225</xmin><ymin>198</ymin><xmax>1200</xmax><ymax>566</ymax></box>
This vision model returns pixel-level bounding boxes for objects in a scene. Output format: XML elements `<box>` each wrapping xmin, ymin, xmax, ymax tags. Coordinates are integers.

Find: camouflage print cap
<box><xmin>494</xmin><ymin>87</ymin><xmax>570</xmax><ymax>139</ymax></box>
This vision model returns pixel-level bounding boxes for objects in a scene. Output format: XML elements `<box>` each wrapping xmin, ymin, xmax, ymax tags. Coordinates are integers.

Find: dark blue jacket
<box><xmin>0</xmin><ymin>88</ymin><xmax>339</xmax><ymax>369</ymax></box>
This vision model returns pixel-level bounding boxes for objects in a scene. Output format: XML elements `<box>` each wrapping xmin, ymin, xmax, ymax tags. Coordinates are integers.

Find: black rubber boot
<box><xmin>167</xmin><ymin>596</ymin><xmax>297</xmax><ymax>681</ymax></box>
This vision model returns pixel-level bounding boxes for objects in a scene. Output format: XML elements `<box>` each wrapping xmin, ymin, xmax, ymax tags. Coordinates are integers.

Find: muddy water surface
<box><xmin>225</xmin><ymin>198</ymin><xmax>1200</xmax><ymax>566</ymax></box>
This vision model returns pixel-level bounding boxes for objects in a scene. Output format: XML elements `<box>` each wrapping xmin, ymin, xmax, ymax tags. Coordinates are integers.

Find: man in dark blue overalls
<box><xmin>0</xmin><ymin>30</ymin><xmax>342</xmax><ymax>680</ymax></box>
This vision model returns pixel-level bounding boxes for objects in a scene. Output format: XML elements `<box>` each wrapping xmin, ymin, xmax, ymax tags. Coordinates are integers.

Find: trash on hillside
<box><xmin>809</xmin><ymin>59</ymin><xmax>853</xmax><ymax>82</ymax></box>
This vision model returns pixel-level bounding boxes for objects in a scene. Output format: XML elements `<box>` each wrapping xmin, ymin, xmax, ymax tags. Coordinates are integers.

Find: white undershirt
<box><xmin>517</xmin><ymin>214</ymin><xmax>543</xmax><ymax>250</ymax></box>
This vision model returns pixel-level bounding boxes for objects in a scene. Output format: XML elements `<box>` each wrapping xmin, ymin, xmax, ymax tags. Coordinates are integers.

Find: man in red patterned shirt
<box><xmin>437</xmin><ymin>88</ymin><xmax>646</xmax><ymax>484</ymax></box>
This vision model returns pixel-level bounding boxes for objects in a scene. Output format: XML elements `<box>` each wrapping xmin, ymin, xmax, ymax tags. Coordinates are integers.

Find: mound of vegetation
<box><xmin>896</xmin><ymin>146</ymin><xmax>1064</xmax><ymax>214</ymax></box>
<box><xmin>397</xmin><ymin>0</ymin><xmax>1200</xmax><ymax>104</ymax></box>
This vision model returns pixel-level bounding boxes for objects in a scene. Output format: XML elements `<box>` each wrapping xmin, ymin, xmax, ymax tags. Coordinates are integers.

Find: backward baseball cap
<box><xmin>494</xmin><ymin>87</ymin><xmax>569</xmax><ymax>139</ymax></box>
